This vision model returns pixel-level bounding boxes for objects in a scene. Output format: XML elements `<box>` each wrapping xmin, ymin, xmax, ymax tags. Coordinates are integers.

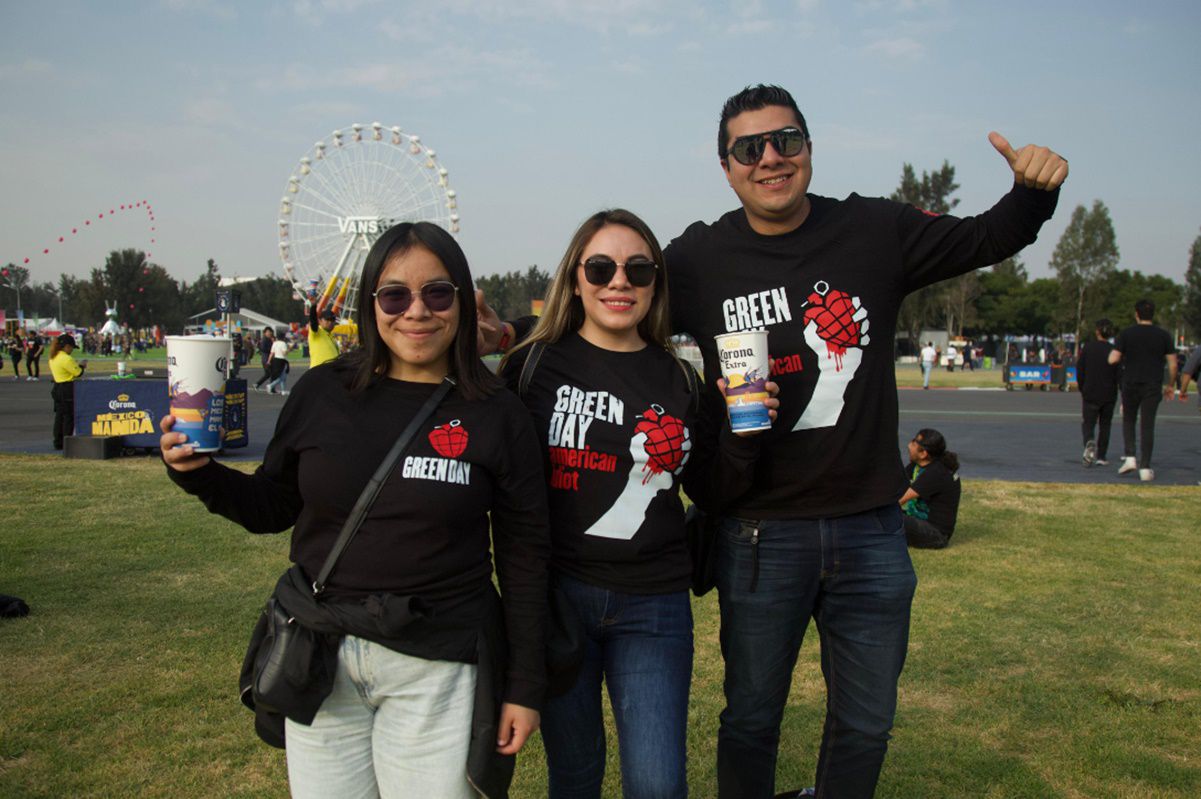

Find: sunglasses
<box><xmin>372</xmin><ymin>281</ymin><xmax>458</xmax><ymax>315</ymax></box>
<box><xmin>726</xmin><ymin>127</ymin><xmax>807</xmax><ymax>166</ymax></box>
<box><xmin>579</xmin><ymin>255</ymin><xmax>658</xmax><ymax>288</ymax></box>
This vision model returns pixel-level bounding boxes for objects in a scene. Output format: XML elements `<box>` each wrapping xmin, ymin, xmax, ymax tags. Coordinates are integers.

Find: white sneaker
<box><xmin>1117</xmin><ymin>457</ymin><xmax>1138</xmax><ymax>475</ymax></box>
<box><xmin>1139</xmin><ymin>468</ymin><xmax>1154</xmax><ymax>482</ymax></box>
<box><xmin>1095</xmin><ymin>459</ymin><xmax>1110</xmax><ymax>466</ymax></box>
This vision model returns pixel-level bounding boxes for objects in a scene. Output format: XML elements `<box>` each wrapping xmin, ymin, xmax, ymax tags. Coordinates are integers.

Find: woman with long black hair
<box><xmin>161</xmin><ymin>222</ymin><xmax>550</xmax><ymax>798</ymax></box>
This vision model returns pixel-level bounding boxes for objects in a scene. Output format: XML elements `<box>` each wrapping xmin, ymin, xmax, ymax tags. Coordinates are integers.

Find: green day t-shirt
<box><xmin>503</xmin><ymin>333</ymin><xmax>695</xmax><ymax>594</ymax></box>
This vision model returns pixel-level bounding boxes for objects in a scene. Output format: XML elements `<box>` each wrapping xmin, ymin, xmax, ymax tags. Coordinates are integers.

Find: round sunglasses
<box><xmin>372</xmin><ymin>281</ymin><xmax>458</xmax><ymax>315</ymax></box>
<box><xmin>726</xmin><ymin>127</ymin><xmax>807</xmax><ymax>166</ymax></box>
<box><xmin>579</xmin><ymin>255</ymin><xmax>658</xmax><ymax>288</ymax></box>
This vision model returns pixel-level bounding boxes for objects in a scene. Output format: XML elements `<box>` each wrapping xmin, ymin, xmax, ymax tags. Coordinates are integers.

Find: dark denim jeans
<box><xmin>715</xmin><ymin>505</ymin><xmax>916</xmax><ymax>799</ymax></box>
<box><xmin>541</xmin><ymin>573</ymin><xmax>693</xmax><ymax>799</ymax></box>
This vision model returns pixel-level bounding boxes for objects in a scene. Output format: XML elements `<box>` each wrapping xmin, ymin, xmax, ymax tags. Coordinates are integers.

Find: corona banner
<box><xmin>74</xmin><ymin>379</ymin><xmax>247</xmax><ymax>449</ymax></box>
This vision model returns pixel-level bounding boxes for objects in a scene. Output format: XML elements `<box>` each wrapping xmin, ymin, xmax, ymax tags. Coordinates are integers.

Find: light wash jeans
<box><xmin>921</xmin><ymin>361</ymin><xmax>934</xmax><ymax>388</ymax></box>
<box><xmin>284</xmin><ymin>635</ymin><xmax>477</xmax><ymax>799</ymax></box>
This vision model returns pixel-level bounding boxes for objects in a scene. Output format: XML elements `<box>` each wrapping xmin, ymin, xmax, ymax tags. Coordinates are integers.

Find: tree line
<box><xmin>1</xmin><ymin>252</ymin><xmax>304</xmax><ymax>332</ymax></box>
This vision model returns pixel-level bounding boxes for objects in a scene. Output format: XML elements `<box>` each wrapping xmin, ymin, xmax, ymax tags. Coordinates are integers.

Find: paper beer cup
<box><xmin>166</xmin><ymin>335</ymin><xmax>230</xmax><ymax>452</ymax></box>
<box><xmin>715</xmin><ymin>331</ymin><xmax>771</xmax><ymax>433</ymax></box>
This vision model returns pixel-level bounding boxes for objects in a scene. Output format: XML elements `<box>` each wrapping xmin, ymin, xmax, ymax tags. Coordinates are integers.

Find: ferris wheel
<box><xmin>277</xmin><ymin>122</ymin><xmax>460</xmax><ymax>320</ymax></box>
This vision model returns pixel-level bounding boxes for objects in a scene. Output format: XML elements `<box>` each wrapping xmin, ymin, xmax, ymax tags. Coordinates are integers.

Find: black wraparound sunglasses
<box><xmin>727</xmin><ymin>127</ymin><xmax>807</xmax><ymax>166</ymax></box>
<box><xmin>579</xmin><ymin>255</ymin><xmax>658</xmax><ymax>288</ymax></box>
<box><xmin>373</xmin><ymin>281</ymin><xmax>458</xmax><ymax>315</ymax></box>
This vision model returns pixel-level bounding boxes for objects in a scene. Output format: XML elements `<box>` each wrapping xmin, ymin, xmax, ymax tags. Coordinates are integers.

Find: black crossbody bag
<box><xmin>243</xmin><ymin>377</ymin><xmax>455</xmax><ymax>728</ymax></box>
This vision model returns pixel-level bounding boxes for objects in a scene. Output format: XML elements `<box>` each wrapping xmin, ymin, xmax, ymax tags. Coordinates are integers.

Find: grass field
<box><xmin>1</xmin><ymin>455</ymin><xmax>1197</xmax><ymax>798</ymax></box>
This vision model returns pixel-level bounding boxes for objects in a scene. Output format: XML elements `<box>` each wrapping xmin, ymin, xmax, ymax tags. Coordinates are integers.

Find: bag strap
<box><xmin>311</xmin><ymin>376</ymin><xmax>455</xmax><ymax>595</ymax></box>
<box><xmin>516</xmin><ymin>341</ymin><xmax>546</xmax><ymax>400</ymax></box>
<box><xmin>674</xmin><ymin>355</ymin><xmax>700</xmax><ymax>415</ymax></box>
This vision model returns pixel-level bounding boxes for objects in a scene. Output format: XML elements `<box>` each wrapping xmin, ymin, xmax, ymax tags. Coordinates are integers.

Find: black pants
<box><xmin>254</xmin><ymin>354</ymin><xmax>271</xmax><ymax>387</ymax></box>
<box><xmin>26</xmin><ymin>355</ymin><xmax>40</xmax><ymax>377</ymax></box>
<box><xmin>52</xmin><ymin>381</ymin><xmax>75</xmax><ymax>449</ymax></box>
<box><xmin>904</xmin><ymin>516</ymin><xmax>950</xmax><ymax>549</ymax></box>
<box><xmin>9</xmin><ymin>354</ymin><xmax>20</xmax><ymax>373</ymax></box>
<box><xmin>1121</xmin><ymin>382</ymin><xmax>1162</xmax><ymax>468</ymax></box>
<box><xmin>1081</xmin><ymin>398</ymin><xmax>1116</xmax><ymax>459</ymax></box>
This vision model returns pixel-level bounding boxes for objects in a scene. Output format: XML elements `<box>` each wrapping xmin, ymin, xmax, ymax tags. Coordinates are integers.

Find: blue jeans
<box><xmin>541</xmin><ymin>573</ymin><xmax>693</xmax><ymax>799</ymax></box>
<box><xmin>715</xmin><ymin>505</ymin><xmax>916</xmax><ymax>799</ymax></box>
<box><xmin>921</xmin><ymin>362</ymin><xmax>933</xmax><ymax>387</ymax></box>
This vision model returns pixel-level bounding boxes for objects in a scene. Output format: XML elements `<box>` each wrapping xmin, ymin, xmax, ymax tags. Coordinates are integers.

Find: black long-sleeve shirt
<box><xmin>167</xmin><ymin>362</ymin><xmax>552</xmax><ymax>707</ymax></box>
<box><xmin>664</xmin><ymin>185</ymin><xmax>1058</xmax><ymax>519</ymax></box>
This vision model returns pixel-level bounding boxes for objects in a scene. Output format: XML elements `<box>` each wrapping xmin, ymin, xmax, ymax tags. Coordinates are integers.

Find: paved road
<box><xmin>2</xmin><ymin>369</ymin><xmax>1198</xmax><ymax>485</ymax></box>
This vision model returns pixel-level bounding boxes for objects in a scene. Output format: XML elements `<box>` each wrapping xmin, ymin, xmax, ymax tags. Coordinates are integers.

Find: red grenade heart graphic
<box><xmin>634</xmin><ymin>405</ymin><xmax>689</xmax><ymax>482</ymax></box>
<box><xmin>429</xmin><ymin>419</ymin><xmax>468</xmax><ymax>458</ymax></box>
<box><xmin>803</xmin><ymin>288</ymin><xmax>862</xmax><ymax>350</ymax></box>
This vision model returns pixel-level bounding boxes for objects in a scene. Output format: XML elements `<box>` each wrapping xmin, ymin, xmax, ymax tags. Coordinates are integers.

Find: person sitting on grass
<box><xmin>899</xmin><ymin>428</ymin><xmax>961</xmax><ymax>549</ymax></box>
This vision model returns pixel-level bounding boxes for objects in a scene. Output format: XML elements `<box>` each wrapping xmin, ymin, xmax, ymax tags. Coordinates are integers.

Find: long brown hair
<box><xmin>503</xmin><ymin>209</ymin><xmax>673</xmax><ymax>370</ymax></box>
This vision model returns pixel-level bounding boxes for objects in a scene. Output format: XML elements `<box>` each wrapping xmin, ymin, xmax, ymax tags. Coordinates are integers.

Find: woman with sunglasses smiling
<box><xmin>160</xmin><ymin>221</ymin><xmax>551</xmax><ymax>799</ymax></box>
<box><xmin>501</xmin><ymin>209</ymin><xmax>763</xmax><ymax>798</ymax></box>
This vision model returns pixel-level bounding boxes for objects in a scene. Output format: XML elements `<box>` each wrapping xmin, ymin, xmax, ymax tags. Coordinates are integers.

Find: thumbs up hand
<box><xmin>989</xmin><ymin>131</ymin><xmax>1068</xmax><ymax>190</ymax></box>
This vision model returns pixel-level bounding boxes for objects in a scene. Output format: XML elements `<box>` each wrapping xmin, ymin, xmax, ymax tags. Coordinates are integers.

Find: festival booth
<box><xmin>73</xmin><ymin>378</ymin><xmax>248</xmax><ymax>451</ymax></box>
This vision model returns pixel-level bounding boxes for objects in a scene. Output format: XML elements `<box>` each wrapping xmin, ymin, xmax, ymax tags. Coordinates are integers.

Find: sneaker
<box><xmin>774</xmin><ymin>791</ymin><xmax>816</xmax><ymax>799</ymax></box>
<box><xmin>1139</xmin><ymin>468</ymin><xmax>1154</xmax><ymax>482</ymax></box>
<box><xmin>1082</xmin><ymin>440</ymin><xmax>1097</xmax><ymax>466</ymax></box>
<box><xmin>1095</xmin><ymin>459</ymin><xmax>1109</xmax><ymax>466</ymax></box>
<box><xmin>1117</xmin><ymin>457</ymin><xmax>1138</xmax><ymax>475</ymax></box>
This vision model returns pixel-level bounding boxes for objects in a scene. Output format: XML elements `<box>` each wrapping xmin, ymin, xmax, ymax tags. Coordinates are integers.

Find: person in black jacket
<box><xmin>1077</xmin><ymin>318</ymin><xmax>1120</xmax><ymax>466</ymax></box>
<box><xmin>161</xmin><ymin>222</ymin><xmax>550</xmax><ymax>798</ymax></box>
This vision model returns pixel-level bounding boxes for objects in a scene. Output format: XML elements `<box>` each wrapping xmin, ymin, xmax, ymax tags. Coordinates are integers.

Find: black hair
<box><xmin>1095</xmin><ymin>318</ymin><xmax>1114</xmax><ymax>339</ymax></box>
<box><xmin>718</xmin><ymin>84</ymin><xmax>809</xmax><ymax>160</ymax></box>
<box><xmin>1134</xmin><ymin>298</ymin><xmax>1155</xmax><ymax>322</ymax></box>
<box><xmin>915</xmin><ymin>428</ymin><xmax>959</xmax><ymax>473</ymax></box>
<box><xmin>345</xmin><ymin>221</ymin><xmax>499</xmax><ymax>401</ymax></box>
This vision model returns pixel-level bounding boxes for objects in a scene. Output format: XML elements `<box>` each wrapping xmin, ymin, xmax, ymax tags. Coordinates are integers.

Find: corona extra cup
<box><xmin>715</xmin><ymin>330</ymin><xmax>772</xmax><ymax>433</ymax></box>
<box><xmin>166</xmin><ymin>335</ymin><xmax>231</xmax><ymax>452</ymax></box>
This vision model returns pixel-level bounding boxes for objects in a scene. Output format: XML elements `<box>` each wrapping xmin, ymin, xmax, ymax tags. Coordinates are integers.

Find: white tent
<box><xmin>187</xmin><ymin>307</ymin><xmax>292</xmax><ymax>334</ymax></box>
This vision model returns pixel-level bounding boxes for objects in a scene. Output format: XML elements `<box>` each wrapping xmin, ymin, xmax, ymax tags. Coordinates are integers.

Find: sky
<box><xmin>2</xmin><ymin>0</ymin><xmax>1200</xmax><ymax>303</ymax></box>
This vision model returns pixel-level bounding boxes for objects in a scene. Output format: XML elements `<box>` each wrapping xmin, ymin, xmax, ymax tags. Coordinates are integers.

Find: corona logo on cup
<box><xmin>714</xmin><ymin>330</ymin><xmax>772</xmax><ymax>432</ymax></box>
<box><xmin>215</xmin><ymin>356</ymin><xmax>228</xmax><ymax>373</ymax></box>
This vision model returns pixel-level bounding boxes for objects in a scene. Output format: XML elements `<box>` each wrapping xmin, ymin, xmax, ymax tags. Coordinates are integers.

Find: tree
<box><xmin>475</xmin><ymin>265</ymin><xmax>552</xmax><ymax>322</ymax></box>
<box><xmin>237</xmin><ymin>273</ymin><xmax>306</xmax><ymax>326</ymax></box>
<box><xmin>82</xmin><ymin>249</ymin><xmax>184</xmax><ymax>331</ymax></box>
<box><xmin>890</xmin><ymin>161</ymin><xmax>961</xmax><ymax>348</ymax></box>
<box><xmin>1099</xmin><ymin>270</ymin><xmax>1184</xmax><ymax>337</ymax></box>
<box><xmin>1</xmin><ymin>263</ymin><xmax>31</xmax><ymax>315</ymax></box>
<box><xmin>181</xmin><ymin>258</ymin><xmax>222</xmax><ymax>317</ymax></box>
<box><xmin>1049</xmin><ymin>200</ymin><xmax>1119</xmax><ymax>344</ymax></box>
<box><xmin>975</xmin><ymin>257</ymin><xmax>1029</xmax><ymax>335</ymax></box>
<box><xmin>1183</xmin><ymin>227</ymin><xmax>1201</xmax><ymax>338</ymax></box>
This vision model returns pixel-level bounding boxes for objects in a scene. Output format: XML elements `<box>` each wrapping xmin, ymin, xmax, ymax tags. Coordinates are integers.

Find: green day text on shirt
<box><xmin>546</xmin><ymin>380</ymin><xmax>691</xmax><ymax>540</ymax></box>
<box><xmin>401</xmin><ymin>419</ymin><xmax>473</xmax><ymax>485</ymax></box>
